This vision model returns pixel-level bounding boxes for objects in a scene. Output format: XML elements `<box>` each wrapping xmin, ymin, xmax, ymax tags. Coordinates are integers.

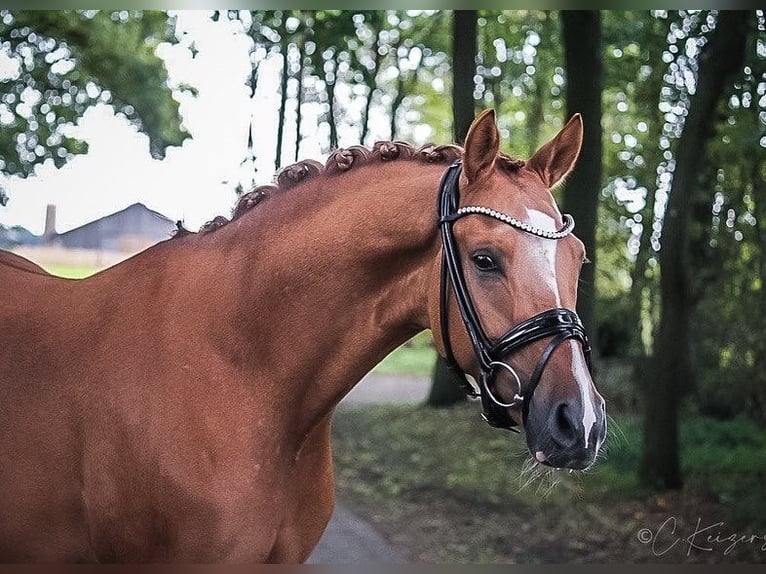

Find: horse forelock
<box><xmin>179</xmin><ymin>141</ymin><xmax>525</xmax><ymax>238</ymax></box>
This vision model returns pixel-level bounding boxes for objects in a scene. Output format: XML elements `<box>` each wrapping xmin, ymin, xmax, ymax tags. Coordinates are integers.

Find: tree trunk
<box><xmin>639</xmin><ymin>10</ymin><xmax>749</xmax><ymax>490</ymax></box>
<box><xmin>526</xmin><ymin>12</ymin><xmax>553</xmax><ymax>156</ymax></box>
<box><xmin>452</xmin><ymin>10</ymin><xmax>478</xmax><ymax>143</ymax></box>
<box><xmin>244</xmin><ymin>34</ymin><xmax>263</xmax><ymax>173</ymax></box>
<box><xmin>389</xmin><ymin>35</ymin><xmax>404</xmax><ymax>141</ymax></box>
<box><xmin>326</xmin><ymin>54</ymin><xmax>339</xmax><ymax>150</ymax></box>
<box><xmin>237</xmin><ymin>35</ymin><xmax>264</xmax><ymax>195</ymax></box>
<box><xmin>751</xmin><ymin>149</ymin><xmax>766</xmax><ymax>417</ymax></box>
<box><xmin>490</xmin><ymin>78</ymin><xmax>504</xmax><ymax>117</ymax></box>
<box><xmin>426</xmin><ymin>9</ymin><xmax>478</xmax><ymax>408</ymax></box>
<box><xmin>275</xmin><ymin>41</ymin><xmax>290</xmax><ymax>170</ymax></box>
<box><xmin>427</xmin><ymin>353</ymin><xmax>469</xmax><ymax>407</ymax></box>
<box><xmin>525</xmin><ymin>77</ymin><xmax>544</xmax><ymax>158</ymax></box>
<box><xmin>750</xmin><ymin>41</ymin><xmax>766</xmax><ymax>416</ymax></box>
<box><xmin>561</xmin><ymin>10</ymin><xmax>603</xmax><ymax>353</ymax></box>
<box><xmin>294</xmin><ymin>41</ymin><xmax>304</xmax><ymax>162</ymax></box>
<box><xmin>361</xmin><ymin>26</ymin><xmax>382</xmax><ymax>145</ymax></box>
<box><xmin>390</xmin><ymin>74</ymin><xmax>403</xmax><ymax>140</ymax></box>
<box><xmin>627</xmin><ymin>13</ymin><xmax>675</xmax><ymax>360</ymax></box>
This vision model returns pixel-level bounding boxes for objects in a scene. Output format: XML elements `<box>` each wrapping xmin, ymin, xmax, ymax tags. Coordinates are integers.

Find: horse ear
<box><xmin>463</xmin><ymin>109</ymin><xmax>500</xmax><ymax>183</ymax></box>
<box><xmin>527</xmin><ymin>113</ymin><xmax>583</xmax><ymax>189</ymax></box>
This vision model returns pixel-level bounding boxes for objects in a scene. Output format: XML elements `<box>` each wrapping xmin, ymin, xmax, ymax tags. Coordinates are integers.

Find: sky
<box><xmin>0</xmin><ymin>11</ymin><xmax>387</xmax><ymax>235</ymax></box>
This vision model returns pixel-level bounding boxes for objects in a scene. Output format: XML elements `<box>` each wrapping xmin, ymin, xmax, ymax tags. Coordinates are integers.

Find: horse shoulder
<box><xmin>267</xmin><ymin>415</ymin><xmax>336</xmax><ymax>563</ymax></box>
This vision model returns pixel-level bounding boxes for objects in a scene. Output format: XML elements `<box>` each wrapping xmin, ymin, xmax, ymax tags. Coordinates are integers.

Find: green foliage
<box><xmin>680</xmin><ymin>415</ymin><xmax>766</xmax><ymax>523</ymax></box>
<box><xmin>230</xmin><ymin>10</ymin><xmax>766</xmax><ymax>428</ymax></box>
<box><xmin>590</xmin><ymin>12</ymin><xmax>766</xmax><ymax>427</ymax></box>
<box><xmin>687</xmin><ymin>31</ymin><xmax>766</xmax><ymax>420</ymax></box>
<box><xmin>596</xmin><ymin>296</ymin><xmax>634</xmax><ymax>359</ymax></box>
<box><xmin>477</xmin><ymin>11</ymin><xmax>566</xmax><ymax>156</ymax></box>
<box><xmin>0</xmin><ymin>10</ymin><xmax>188</xmax><ymax>177</ymax></box>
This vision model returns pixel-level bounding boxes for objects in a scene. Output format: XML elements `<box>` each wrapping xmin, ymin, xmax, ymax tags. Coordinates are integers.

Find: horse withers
<box><xmin>0</xmin><ymin>110</ymin><xmax>605</xmax><ymax>562</ymax></box>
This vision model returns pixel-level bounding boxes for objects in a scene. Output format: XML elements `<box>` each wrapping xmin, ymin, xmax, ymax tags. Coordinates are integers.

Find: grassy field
<box><xmin>43</xmin><ymin>263</ymin><xmax>98</xmax><ymax>279</ymax></box>
<box><xmin>331</xmin><ymin>404</ymin><xmax>766</xmax><ymax>563</ymax></box>
<box><xmin>372</xmin><ymin>331</ymin><xmax>437</xmax><ymax>376</ymax></box>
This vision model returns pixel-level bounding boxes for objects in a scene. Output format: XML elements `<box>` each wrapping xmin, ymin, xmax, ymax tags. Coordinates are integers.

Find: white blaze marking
<box><xmin>571</xmin><ymin>341</ymin><xmax>598</xmax><ymax>448</ymax></box>
<box><xmin>525</xmin><ymin>209</ymin><xmax>561</xmax><ymax>306</ymax></box>
<box><xmin>525</xmin><ymin>209</ymin><xmax>598</xmax><ymax>448</ymax></box>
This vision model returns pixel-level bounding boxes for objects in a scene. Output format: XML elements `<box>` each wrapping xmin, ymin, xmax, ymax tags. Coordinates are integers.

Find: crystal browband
<box><xmin>452</xmin><ymin>206</ymin><xmax>575</xmax><ymax>240</ymax></box>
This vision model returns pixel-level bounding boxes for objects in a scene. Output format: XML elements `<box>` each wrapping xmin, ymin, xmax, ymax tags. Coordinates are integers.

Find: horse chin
<box><xmin>523</xmin><ymin>413</ymin><xmax>599</xmax><ymax>471</ymax></box>
<box><xmin>537</xmin><ymin>456</ymin><xmax>593</xmax><ymax>472</ymax></box>
<box><xmin>527</xmin><ymin>444</ymin><xmax>596</xmax><ymax>471</ymax></box>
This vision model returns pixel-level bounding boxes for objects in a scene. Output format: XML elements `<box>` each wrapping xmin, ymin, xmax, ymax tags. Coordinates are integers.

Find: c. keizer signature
<box><xmin>637</xmin><ymin>516</ymin><xmax>766</xmax><ymax>557</ymax></box>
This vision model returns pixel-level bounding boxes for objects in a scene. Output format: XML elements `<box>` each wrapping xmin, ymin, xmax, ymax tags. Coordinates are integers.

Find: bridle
<box><xmin>437</xmin><ymin>160</ymin><xmax>593</xmax><ymax>431</ymax></box>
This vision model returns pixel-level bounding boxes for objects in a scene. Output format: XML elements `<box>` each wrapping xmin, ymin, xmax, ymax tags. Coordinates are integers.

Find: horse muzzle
<box><xmin>525</xmin><ymin>391</ymin><xmax>607</xmax><ymax>470</ymax></box>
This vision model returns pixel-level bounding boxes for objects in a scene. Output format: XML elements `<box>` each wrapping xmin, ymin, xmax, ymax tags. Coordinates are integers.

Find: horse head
<box><xmin>430</xmin><ymin>109</ymin><xmax>606</xmax><ymax>470</ymax></box>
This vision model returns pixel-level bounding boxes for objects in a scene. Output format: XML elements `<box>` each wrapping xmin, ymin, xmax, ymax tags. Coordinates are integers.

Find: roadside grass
<box><xmin>372</xmin><ymin>331</ymin><xmax>437</xmax><ymax>376</ymax></box>
<box><xmin>43</xmin><ymin>263</ymin><xmax>97</xmax><ymax>279</ymax></box>
<box><xmin>679</xmin><ymin>415</ymin><xmax>766</xmax><ymax>525</ymax></box>
<box><xmin>332</xmin><ymin>403</ymin><xmax>766</xmax><ymax>562</ymax></box>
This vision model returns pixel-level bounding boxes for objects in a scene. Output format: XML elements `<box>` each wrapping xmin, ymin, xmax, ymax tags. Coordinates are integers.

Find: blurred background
<box><xmin>1</xmin><ymin>10</ymin><xmax>765</xmax><ymax>563</ymax></box>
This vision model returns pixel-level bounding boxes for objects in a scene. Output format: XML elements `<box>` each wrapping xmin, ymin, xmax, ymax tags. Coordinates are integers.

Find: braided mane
<box><xmin>175</xmin><ymin>140</ymin><xmax>525</xmax><ymax>237</ymax></box>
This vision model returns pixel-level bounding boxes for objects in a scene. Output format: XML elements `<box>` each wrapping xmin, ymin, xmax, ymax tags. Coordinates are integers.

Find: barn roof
<box><xmin>57</xmin><ymin>203</ymin><xmax>173</xmax><ymax>238</ymax></box>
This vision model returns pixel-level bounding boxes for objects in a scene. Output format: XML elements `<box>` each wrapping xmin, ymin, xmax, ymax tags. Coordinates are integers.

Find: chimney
<box><xmin>43</xmin><ymin>204</ymin><xmax>57</xmax><ymax>242</ymax></box>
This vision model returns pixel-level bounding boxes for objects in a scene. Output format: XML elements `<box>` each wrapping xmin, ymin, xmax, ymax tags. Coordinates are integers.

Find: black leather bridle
<box><xmin>437</xmin><ymin>160</ymin><xmax>593</xmax><ymax>431</ymax></box>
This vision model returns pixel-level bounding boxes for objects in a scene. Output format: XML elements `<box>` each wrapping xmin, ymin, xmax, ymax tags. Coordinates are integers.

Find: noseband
<box><xmin>437</xmin><ymin>160</ymin><xmax>593</xmax><ymax>431</ymax></box>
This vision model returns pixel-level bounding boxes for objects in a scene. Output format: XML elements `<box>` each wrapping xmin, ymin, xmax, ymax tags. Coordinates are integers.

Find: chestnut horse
<box><xmin>0</xmin><ymin>110</ymin><xmax>605</xmax><ymax>562</ymax></box>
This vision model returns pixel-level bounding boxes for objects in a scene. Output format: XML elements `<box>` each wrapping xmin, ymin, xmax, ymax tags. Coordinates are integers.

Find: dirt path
<box><xmin>339</xmin><ymin>373</ymin><xmax>430</xmax><ymax>408</ymax></box>
<box><xmin>308</xmin><ymin>373</ymin><xmax>429</xmax><ymax>563</ymax></box>
<box><xmin>308</xmin><ymin>504</ymin><xmax>406</xmax><ymax>563</ymax></box>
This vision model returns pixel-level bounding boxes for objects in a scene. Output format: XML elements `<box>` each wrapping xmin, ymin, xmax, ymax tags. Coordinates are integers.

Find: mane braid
<box><xmin>184</xmin><ymin>140</ymin><xmax>525</xmax><ymax>237</ymax></box>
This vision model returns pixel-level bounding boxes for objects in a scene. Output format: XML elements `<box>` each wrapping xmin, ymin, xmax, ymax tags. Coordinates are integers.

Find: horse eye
<box><xmin>472</xmin><ymin>253</ymin><xmax>498</xmax><ymax>272</ymax></box>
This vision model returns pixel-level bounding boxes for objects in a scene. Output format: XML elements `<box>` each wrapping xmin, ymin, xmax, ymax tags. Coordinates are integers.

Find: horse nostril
<box><xmin>550</xmin><ymin>402</ymin><xmax>579</xmax><ymax>448</ymax></box>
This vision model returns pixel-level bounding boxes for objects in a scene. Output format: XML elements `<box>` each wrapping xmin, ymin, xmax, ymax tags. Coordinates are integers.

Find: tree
<box><xmin>309</xmin><ymin>11</ymin><xmax>357</xmax><ymax>152</ymax></box>
<box><xmin>451</xmin><ymin>10</ymin><xmax>478</xmax><ymax>143</ymax></box>
<box><xmin>275</xmin><ymin>12</ymin><xmax>291</xmax><ymax>170</ymax></box>
<box><xmin>0</xmin><ymin>10</ymin><xmax>188</xmax><ymax>181</ymax></box>
<box><xmin>293</xmin><ymin>25</ymin><xmax>307</xmax><ymax>161</ymax></box>
<box><xmin>561</xmin><ymin>11</ymin><xmax>603</xmax><ymax>351</ymax></box>
<box><xmin>352</xmin><ymin>11</ymin><xmax>384</xmax><ymax>145</ymax></box>
<box><xmin>690</xmin><ymin>17</ymin><xmax>766</xmax><ymax>421</ymax></box>
<box><xmin>426</xmin><ymin>10</ymin><xmax>477</xmax><ymax>408</ymax></box>
<box><xmin>523</xmin><ymin>12</ymin><xmax>556</xmax><ymax>156</ymax></box>
<box><xmin>615</xmin><ymin>12</ymin><xmax>674</xmax><ymax>362</ymax></box>
<box><xmin>387</xmin><ymin>11</ymin><xmax>443</xmax><ymax>140</ymax></box>
<box><xmin>639</xmin><ymin>10</ymin><xmax>750</xmax><ymax>490</ymax></box>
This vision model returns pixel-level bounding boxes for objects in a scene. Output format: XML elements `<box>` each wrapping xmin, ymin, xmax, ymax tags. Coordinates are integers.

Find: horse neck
<box><xmin>179</xmin><ymin>161</ymin><xmax>445</xmax><ymax>434</ymax></box>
